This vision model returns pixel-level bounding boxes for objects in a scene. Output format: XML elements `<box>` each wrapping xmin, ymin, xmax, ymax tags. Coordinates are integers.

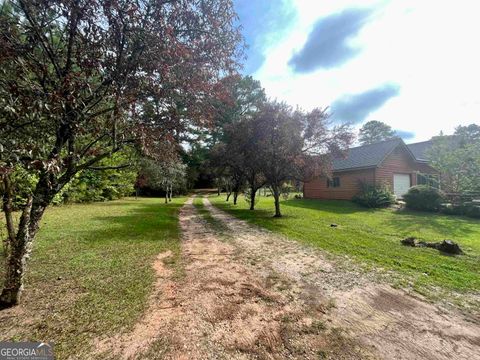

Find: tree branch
<box><xmin>88</xmin><ymin>163</ymin><xmax>132</xmax><ymax>171</ymax></box>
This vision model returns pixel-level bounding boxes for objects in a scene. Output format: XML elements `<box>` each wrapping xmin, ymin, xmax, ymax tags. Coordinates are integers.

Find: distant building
<box><xmin>304</xmin><ymin>138</ymin><xmax>438</xmax><ymax>200</ymax></box>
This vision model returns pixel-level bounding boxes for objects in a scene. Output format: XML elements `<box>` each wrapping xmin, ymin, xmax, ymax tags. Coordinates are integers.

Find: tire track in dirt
<box><xmin>203</xmin><ymin>197</ymin><xmax>480</xmax><ymax>360</ymax></box>
<box><xmin>161</xmin><ymin>197</ymin><xmax>371</xmax><ymax>359</ymax></box>
<box><xmin>97</xmin><ymin>197</ymin><xmax>372</xmax><ymax>359</ymax></box>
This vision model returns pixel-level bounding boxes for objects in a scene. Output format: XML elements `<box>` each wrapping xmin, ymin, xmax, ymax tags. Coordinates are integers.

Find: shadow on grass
<box><xmin>281</xmin><ymin>198</ymin><xmax>366</xmax><ymax>215</ymax></box>
<box><xmin>0</xmin><ymin>198</ymin><xmax>186</xmax><ymax>359</ymax></box>
<box><xmin>80</xmin><ymin>201</ymin><xmax>184</xmax><ymax>246</ymax></box>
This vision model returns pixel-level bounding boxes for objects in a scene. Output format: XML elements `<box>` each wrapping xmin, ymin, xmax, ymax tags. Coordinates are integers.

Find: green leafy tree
<box><xmin>0</xmin><ymin>0</ymin><xmax>242</xmax><ymax>307</ymax></box>
<box><xmin>58</xmin><ymin>152</ymin><xmax>137</xmax><ymax>203</ymax></box>
<box><xmin>210</xmin><ymin>76</ymin><xmax>266</xmax><ymax>145</ymax></box>
<box><xmin>428</xmin><ymin>124</ymin><xmax>480</xmax><ymax>193</ymax></box>
<box><xmin>138</xmin><ymin>159</ymin><xmax>187</xmax><ymax>203</ymax></box>
<box><xmin>256</xmin><ymin>101</ymin><xmax>354</xmax><ymax>217</ymax></box>
<box><xmin>213</xmin><ymin>117</ymin><xmax>265</xmax><ymax>209</ymax></box>
<box><xmin>210</xmin><ymin>143</ymin><xmax>245</xmax><ymax>204</ymax></box>
<box><xmin>358</xmin><ymin>120</ymin><xmax>397</xmax><ymax>145</ymax></box>
<box><xmin>186</xmin><ymin>75</ymin><xmax>266</xmax><ymax>188</ymax></box>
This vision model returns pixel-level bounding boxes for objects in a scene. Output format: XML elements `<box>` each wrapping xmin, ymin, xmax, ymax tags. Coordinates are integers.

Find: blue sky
<box><xmin>233</xmin><ymin>0</ymin><xmax>480</xmax><ymax>142</ymax></box>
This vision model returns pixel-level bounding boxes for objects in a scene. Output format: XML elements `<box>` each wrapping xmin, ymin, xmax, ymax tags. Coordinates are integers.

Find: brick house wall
<box><xmin>303</xmin><ymin>168</ymin><xmax>375</xmax><ymax>200</ymax></box>
<box><xmin>375</xmin><ymin>146</ymin><xmax>437</xmax><ymax>190</ymax></box>
<box><xmin>304</xmin><ymin>144</ymin><xmax>438</xmax><ymax>200</ymax></box>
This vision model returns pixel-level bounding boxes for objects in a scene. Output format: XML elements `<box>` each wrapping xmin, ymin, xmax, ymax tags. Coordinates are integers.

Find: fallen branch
<box><xmin>401</xmin><ymin>238</ymin><xmax>463</xmax><ymax>255</ymax></box>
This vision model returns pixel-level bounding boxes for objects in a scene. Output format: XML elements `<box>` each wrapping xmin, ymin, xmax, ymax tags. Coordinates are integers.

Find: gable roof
<box><xmin>407</xmin><ymin>140</ymin><xmax>433</xmax><ymax>162</ymax></box>
<box><xmin>332</xmin><ymin>138</ymin><xmax>406</xmax><ymax>171</ymax></box>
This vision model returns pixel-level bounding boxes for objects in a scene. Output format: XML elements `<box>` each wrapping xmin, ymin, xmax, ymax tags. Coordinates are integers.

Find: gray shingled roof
<box><xmin>407</xmin><ymin>141</ymin><xmax>433</xmax><ymax>162</ymax></box>
<box><xmin>332</xmin><ymin>138</ymin><xmax>403</xmax><ymax>171</ymax></box>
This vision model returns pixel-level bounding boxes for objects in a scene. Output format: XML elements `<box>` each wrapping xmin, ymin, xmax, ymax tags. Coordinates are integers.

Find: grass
<box><xmin>0</xmin><ymin>197</ymin><xmax>185</xmax><ymax>359</ymax></box>
<box><xmin>193</xmin><ymin>196</ymin><xmax>229</xmax><ymax>233</ymax></box>
<box><xmin>210</xmin><ymin>194</ymin><xmax>480</xmax><ymax>304</ymax></box>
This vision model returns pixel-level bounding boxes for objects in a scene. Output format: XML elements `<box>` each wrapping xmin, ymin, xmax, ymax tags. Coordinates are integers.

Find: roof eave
<box><xmin>333</xmin><ymin>165</ymin><xmax>378</xmax><ymax>173</ymax></box>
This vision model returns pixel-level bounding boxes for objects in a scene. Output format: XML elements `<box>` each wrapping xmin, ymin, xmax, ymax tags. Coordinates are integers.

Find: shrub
<box><xmin>353</xmin><ymin>183</ymin><xmax>395</xmax><ymax>208</ymax></box>
<box><xmin>442</xmin><ymin>203</ymin><xmax>480</xmax><ymax>219</ymax></box>
<box><xmin>465</xmin><ymin>205</ymin><xmax>480</xmax><ymax>218</ymax></box>
<box><xmin>440</xmin><ymin>203</ymin><xmax>465</xmax><ymax>216</ymax></box>
<box><xmin>403</xmin><ymin>185</ymin><xmax>445</xmax><ymax>212</ymax></box>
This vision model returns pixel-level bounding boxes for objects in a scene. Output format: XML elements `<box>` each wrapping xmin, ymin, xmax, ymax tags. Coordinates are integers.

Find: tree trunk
<box><xmin>1</xmin><ymin>172</ymin><xmax>57</xmax><ymax>308</ymax></box>
<box><xmin>272</xmin><ymin>186</ymin><xmax>282</xmax><ymax>217</ymax></box>
<box><xmin>217</xmin><ymin>187</ymin><xmax>220</xmax><ymax>196</ymax></box>
<box><xmin>168</xmin><ymin>185</ymin><xmax>172</xmax><ymax>202</ymax></box>
<box><xmin>165</xmin><ymin>190</ymin><xmax>168</xmax><ymax>203</ymax></box>
<box><xmin>2</xmin><ymin>175</ymin><xmax>16</xmax><ymax>257</ymax></box>
<box><xmin>233</xmin><ymin>191</ymin><xmax>238</xmax><ymax>205</ymax></box>
<box><xmin>249</xmin><ymin>187</ymin><xmax>256</xmax><ymax>210</ymax></box>
<box><xmin>226</xmin><ymin>192</ymin><xmax>231</xmax><ymax>201</ymax></box>
<box><xmin>0</xmin><ymin>188</ymin><xmax>45</xmax><ymax>308</ymax></box>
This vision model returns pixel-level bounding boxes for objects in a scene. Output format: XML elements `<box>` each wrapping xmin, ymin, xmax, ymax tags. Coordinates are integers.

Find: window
<box><xmin>327</xmin><ymin>177</ymin><xmax>341</xmax><ymax>188</ymax></box>
<box><xmin>417</xmin><ymin>173</ymin><xmax>439</xmax><ymax>189</ymax></box>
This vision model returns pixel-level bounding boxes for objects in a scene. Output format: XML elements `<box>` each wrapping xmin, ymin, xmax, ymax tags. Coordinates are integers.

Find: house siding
<box><xmin>375</xmin><ymin>145</ymin><xmax>438</xmax><ymax>192</ymax></box>
<box><xmin>303</xmin><ymin>168</ymin><xmax>375</xmax><ymax>200</ymax></box>
<box><xmin>304</xmin><ymin>144</ymin><xmax>439</xmax><ymax>200</ymax></box>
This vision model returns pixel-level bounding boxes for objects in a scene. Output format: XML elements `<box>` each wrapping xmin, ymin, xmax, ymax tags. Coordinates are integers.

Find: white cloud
<box><xmin>252</xmin><ymin>0</ymin><xmax>480</xmax><ymax>142</ymax></box>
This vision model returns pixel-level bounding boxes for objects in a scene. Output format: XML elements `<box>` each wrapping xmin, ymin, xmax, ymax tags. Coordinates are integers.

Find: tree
<box><xmin>210</xmin><ymin>143</ymin><xmax>245</xmax><ymax>205</ymax></box>
<box><xmin>205</xmin><ymin>75</ymin><xmax>266</xmax><ymax>200</ymax></box>
<box><xmin>222</xmin><ymin>118</ymin><xmax>265</xmax><ymax>210</ymax></box>
<box><xmin>204</xmin><ymin>75</ymin><xmax>266</xmax><ymax>148</ymax></box>
<box><xmin>138</xmin><ymin>159</ymin><xmax>186</xmax><ymax>203</ymax></box>
<box><xmin>0</xmin><ymin>0</ymin><xmax>242</xmax><ymax>307</ymax></box>
<box><xmin>428</xmin><ymin>124</ymin><xmax>480</xmax><ymax>193</ymax></box>
<box><xmin>256</xmin><ymin>102</ymin><xmax>354</xmax><ymax>217</ymax></box>
<box><xmin>185</xmin><ymin>75</ymin><xmax>266</xmax><ymax>189</ymax></box>
<box><xmin>59</xmin><ymin>151</ymin><xmax>138</xmax><ymax>203</ymax></box>
<box><xmin>358</xmin><ymin>120</ymin><xmax>396</xmax><ymax>145</ymax></box>
<box><xmin>454</xmin><ymin>124</ymin><xmax>480</xmax><ymax>146</ymax></box>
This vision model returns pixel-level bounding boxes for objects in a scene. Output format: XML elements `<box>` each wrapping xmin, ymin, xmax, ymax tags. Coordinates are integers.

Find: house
<box><xmin>303</xmin><ymin>138</ymin><xmax>438</xmax><ymax>200</ymax></box>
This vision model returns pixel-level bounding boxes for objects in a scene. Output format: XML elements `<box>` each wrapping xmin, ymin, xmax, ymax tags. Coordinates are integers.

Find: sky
<box><xmin>233</xmin><ymin>0</ymin><xmax>480</xmax><ymax>143</ymax></box>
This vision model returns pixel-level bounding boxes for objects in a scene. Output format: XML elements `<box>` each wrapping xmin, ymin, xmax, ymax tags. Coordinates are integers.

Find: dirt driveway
<box><xmin>100</xmin><ymin>196</ymin><xmax>480</xmax><ymax>359</ymax></box>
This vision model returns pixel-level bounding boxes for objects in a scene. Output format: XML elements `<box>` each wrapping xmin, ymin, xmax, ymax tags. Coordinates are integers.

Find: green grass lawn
<box><xmin>0</xmin><ymin>197</ymin><xmax>185</xmax><ymax>358</ymax></box>
<box><xmin>210</xmin><ymin>194</ymin><xmax>480</xmax><ymax>303</ymax></box>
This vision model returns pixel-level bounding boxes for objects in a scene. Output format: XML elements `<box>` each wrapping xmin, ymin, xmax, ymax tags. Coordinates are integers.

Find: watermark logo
<box><xmin>0</xmin><ymin>342</ymin><xmax>54</xmax><ymax>360</ymax></box>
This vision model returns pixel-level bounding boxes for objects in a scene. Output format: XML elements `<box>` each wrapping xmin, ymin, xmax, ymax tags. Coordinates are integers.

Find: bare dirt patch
<box><xmin>204</xmin><ymin>197</ymin><xmax>480</xmax><ymax>360</ymax></box>
<box><xmin>97</xmin><ymin>196</ymin><xmax>480</xmax><ymax>359</ymax></box>
<box><xmin>99</xmin><ymin>197</ymin><xmax>372</xmax><ymax>359</ymax></box>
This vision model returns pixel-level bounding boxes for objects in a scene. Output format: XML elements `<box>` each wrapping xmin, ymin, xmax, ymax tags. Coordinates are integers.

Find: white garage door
<box><xmin>393</xmin><ymin>174</ymin><xmax>411</xmax><ymax>198</ymax></box>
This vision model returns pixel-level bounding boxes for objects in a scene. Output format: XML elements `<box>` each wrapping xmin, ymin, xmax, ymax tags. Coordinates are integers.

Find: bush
<box><xmin>441</xmin><ymin>203</ymin><xmax>480</xmax><ymax>219</ymax></box>
<box><xmin>465</xmin><ymin>205</ymin><xmax>480</xmax><ymax>218</ymax></box>
<box><xmin>403</xmin><ymin>185</ymin><xmax>445</xmax><ymax>212</ymax></box>
<box><xmin>353</xmin><ymin>183</ymin><xmax>395</xmax><ymax>208</ymax></box>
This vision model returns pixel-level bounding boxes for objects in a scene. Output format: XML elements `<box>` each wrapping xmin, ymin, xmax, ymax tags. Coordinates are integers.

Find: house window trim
<box><xmin>327</xmin><ymin>177</ymin><xmax>341</xmax><ymax>188</ymax></box>
<box><xmin>416</xmin><ymin>172</ymin><xmax>440</xmax><ymax>189</ymax></box>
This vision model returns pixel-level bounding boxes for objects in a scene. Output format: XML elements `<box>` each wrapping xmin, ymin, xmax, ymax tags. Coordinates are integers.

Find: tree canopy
<box><xmin>428</xmin><ymin>124</ymin><xmax>480</xmax><ymax>193</ymax></box>
<box><xmin>212</xmin><ymin>100</ymin><xmax>354</xmax><ymax>216</ymax></box>
<box><xmin>358</xmin><ymin>120</ymin><xmax>397</xmax><ymax>145</ymax></box>
<box><xmin>0</xmin><ymin>0</ymin><xmax>243</xmax><ymax>307</ymax></box>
